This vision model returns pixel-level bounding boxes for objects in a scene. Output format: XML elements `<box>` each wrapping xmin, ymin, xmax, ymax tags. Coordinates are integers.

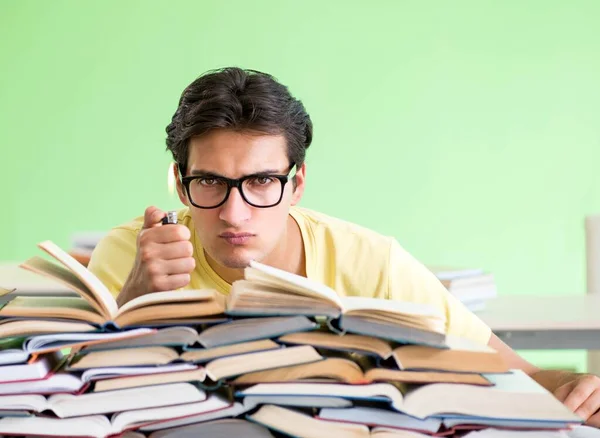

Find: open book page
<box><xmin>392</xmin><ymin>345</ymin><xmax>508</xmax><ymax>373</ymax></box>
<box><xmin>81</xmin><ymin>363</ymin><xmax>198</xmax><ymax>383</ymax></box>
<box><xmin>0</xmin><ymin>319</ymin><xmax>96</xmax><ymax>338</ymax></box>
<box><xmin>205</xmin><ymin>345</ymin><xmax>323</xmax><ymax>381</ymax></box>
<box><xmin>110</xmin><ymin>394</ymin><xmax>232</xmax><ymax>435</ymax></box>
<box><xmin>0</xmin><ymin>296</ymin><xmax>106</xmax><ymax>325</ymax></box>
<box><xmin>341</xmin><ymin>296</ymin><xmax>442</xmax><ymax>319</ymax></box>
<box><xmin>231</xmin><ymin>357</ymin><xmax>365</xmax><ymax>385</ymax></box>
<box><xmin>318</xmin><ymin>406</ymin><xmax>442</xmax><ymax>434</ymax></box>
<box><xmin>248</xmin><ymin>404</ymin><xmax>370</xmax><ymax>438</ymax></box>
<box><xmin>93</xmin><ymin>367</ymin><xmax>206</xmax><ymax>392</ymax></box>
<box><xmin>278</xmin><ymin>331</ymin><xmax>393</xmax><ymax>360</ymax></box>
<box><xmin>37</xmin><ymin>241</ymin><xmax>118</xmax><ymax>318</ymax></box>
<box><xmin>239</xmin><ymin>382</ymin><xmax>406</xmax><ymax>412</ymax></box>
<box><xmin>402</xmin><ymin>374</ymin><xmax>583</xmax><ymax>421</ymax></box>
<box><xmin>46</xmin><ymin>382</ymin><xmax>206</xmax><ymax>418</ymax></box>
<box><xmin>228</xmin><ymin>283</ymin><xmax>340</xmax><ymax>316</ymax></box>
<box><xmin>340</xmin><ymin>297</ymin><xmax>445</xmax><ymax>334</ymax></box>
<box><xmin>0</xmin><ymin>415</ymin><xmax>113</xmax><ymax>438</ymax></box>
<box><xmin>116</xmin><ymin>289</ymin><xmax>226</xmax><ymax>317</ymax></box>
<box><xmin>246</xmin><ymin>261</ymin><xmax>343</xmax><ymax>308</ymax></box>
<box><xmin>20</xmin><ymin>257</ymin><xmax>110</xmax><ymax>319</ymax></box>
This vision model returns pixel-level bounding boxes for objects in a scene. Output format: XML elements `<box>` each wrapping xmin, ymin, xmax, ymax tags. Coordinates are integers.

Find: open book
<box><xmin>70</xmin><ymin>345</ymin><xmax>323</xmax><ymax>383</ymax></box>
<box><xmin>82</xmin><ymin>316</ymin><xmax>317</xmax><ymax>351</ymax></box>
<box><xmin>231</xmin><ymin>357</ymin><xmax>493</xmax><ymax>386</ymax></box>
<box><xmin>0</xmin><ymin>382</ymin><xmax>206</xmax><ymax>418</ymax></box>
<box><xmin>278</xmin><ymin>331</ymin><xmax>508</xmax><ymax>373</ymax></box>
<box><xmin>0</xmin><ymin>392</ymin><xmax>232</xmax><ymax>438</ymax></box>
<box><xmin>228</xmin><ymin>261</ymin><xmax>447</xmax><ymax>346</ymax></box>
<box><xmin>2</xmin><ymin>241</ymin><xmax>226</xmax><ymax>329</ymax></box>
<box><xmin>248</xmin><ymin>405</ymin><xmax>434</xmax><ymax>438</ymax></box>
<box><xmin>238</xmin><ymin>371</ymin><xmax>583</xmax><ymax>424</ymax></box>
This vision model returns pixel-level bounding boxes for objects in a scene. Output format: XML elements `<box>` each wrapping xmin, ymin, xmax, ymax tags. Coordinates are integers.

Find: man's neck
<box><xmin>205</xmin><ymin>214</ymin><xmax>306</xmax><ymax>285</ymax></box>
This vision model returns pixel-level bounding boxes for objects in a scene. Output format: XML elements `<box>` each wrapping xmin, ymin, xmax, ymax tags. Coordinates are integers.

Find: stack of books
<box><xmin>0</xmin><ymin>241</ymin><xmax>582</xmax><ymax>438</ymax></box>
<box><xmin>428</xmin><ymin>266</ymin><xmax>497</xmax><ymax>312</ymax></box>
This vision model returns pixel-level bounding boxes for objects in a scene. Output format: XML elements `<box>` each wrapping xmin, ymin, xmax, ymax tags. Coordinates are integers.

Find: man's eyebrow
<box><xmin>188</xmin><ymin>169</ymin><xmax>226</xmax><ymax>178</ymax></box>
<box><xmin>188</xmin><ymin>168</ymin><xmax>283</xmax><ymax>178</ymax></box>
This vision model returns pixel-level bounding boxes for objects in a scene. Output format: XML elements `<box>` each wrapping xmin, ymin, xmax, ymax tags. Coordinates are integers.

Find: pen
<box><xmin>161</xmin><ymin>211</ymin><xmax>178</xmax><ymax>225</ymax></box>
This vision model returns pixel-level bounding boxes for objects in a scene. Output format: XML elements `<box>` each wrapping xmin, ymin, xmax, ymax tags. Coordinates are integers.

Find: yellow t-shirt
<box><xmin>88</xmin><ymin>206</ymin><xmax>492</xmax><ymax>345</ymax></box>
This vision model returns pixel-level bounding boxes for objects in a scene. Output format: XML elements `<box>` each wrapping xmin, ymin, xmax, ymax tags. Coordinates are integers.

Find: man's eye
<box><xmin>198</xmin><ymin>178</ymin><xmax>218</xmax><ymax>186</ymax></box>
<box><xmin>254</xmin><ymin>177</ymin><xmax>274</xmax><ymax>185</ymax></box>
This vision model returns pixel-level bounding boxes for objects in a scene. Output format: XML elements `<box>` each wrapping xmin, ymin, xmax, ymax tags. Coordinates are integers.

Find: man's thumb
<box><xmin>142</xmin><ymin>206</ymin><xmax>166</xmax><ymax>229</ymax></box>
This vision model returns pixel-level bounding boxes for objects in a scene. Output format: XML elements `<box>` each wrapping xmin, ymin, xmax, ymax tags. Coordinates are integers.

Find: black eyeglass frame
<box><xmin>180</xmin><ymin>163</ymin><xmax>296</xmax><ymax>209</ymax></box>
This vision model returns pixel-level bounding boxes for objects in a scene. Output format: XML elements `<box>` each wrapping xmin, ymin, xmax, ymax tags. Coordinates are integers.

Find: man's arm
<box><xmin>489</xmin><ymin>333</ymin><xmax>600</xmax><ymax>426</ymax></box>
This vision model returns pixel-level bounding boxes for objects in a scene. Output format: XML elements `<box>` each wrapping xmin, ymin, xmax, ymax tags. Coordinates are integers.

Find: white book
<box><xmin>0</xmin><ymin>393</ymin><xmax>231</xmax><ymax>438</ymax></box>
<box><xmin>0</xmin><ymin>382</ymin><xmax>205</xmax><ymax>418</ymax></box>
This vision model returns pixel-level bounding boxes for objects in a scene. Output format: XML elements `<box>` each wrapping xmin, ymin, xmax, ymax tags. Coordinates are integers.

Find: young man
<box><xmin>88</xmin><ymin>67</ymin><xmax>600</xmax><ymax>426</ymax></box>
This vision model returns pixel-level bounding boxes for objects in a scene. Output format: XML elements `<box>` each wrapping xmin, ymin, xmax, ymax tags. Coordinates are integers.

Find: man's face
<box><xmin>176</xmin><ymin>129</ymin><xmax>305</xmax><ymax>269</ymax></box>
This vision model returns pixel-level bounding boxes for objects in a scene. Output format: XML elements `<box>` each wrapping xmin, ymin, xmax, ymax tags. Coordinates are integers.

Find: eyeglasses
<box><xmin>181</xmin><ymin>163</ymin><xmax>296</xmax><ymax>209</ymax></box>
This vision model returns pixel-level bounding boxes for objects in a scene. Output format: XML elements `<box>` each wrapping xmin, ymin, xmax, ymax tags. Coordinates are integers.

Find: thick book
<box><xmin>231</xmin><ymin>357</ymin><xmax>493</xmax><ymax>386</ymax></box>
<box><xmin>238</xmin><ymin>370</ymin><xmax>583</xmax><ymax>425</ymax></box>
<box><xmin>228</xmin><ymin>260</ymin><xmax>447</xmax><ymax>347</ymax></box>
<box><xmin>318</xmin><ymin>406</ymin><xmax>443</xmax><ymax>435</ymax></box>
<box><xmin>0</xmin><ymin>393</ymin><xmax>234</xmax><ymax>438</ymax></box>
<box><xmin>0</xmin><ymin>381</ymin><xmax>206</xmax><ymax>418</ymax></box>
<box><xmin>82</xmin><ymin>316</ymin><xmax>317</xmax><ymax>351</ymax></box>
<box><xmin>3</xmin><ymin>241</ymin><xmax>226</xmax><ymax>329</ymax></box>
<box><xmin>84</xmin><ymin>338</ymin><xmax>281</xmax><ymax>364</ymax></box>
<box><xmin>0</xmin><ymin>372</ymin><xmax>86</xmax><ymax>395</ymax></box>
<box><xmin>0</xmin><ymin>351</ymin><xmax>64</xmax><ymax>383</ymax></box>
<box><xmin>248</xmin><ymin>404</ymin><xmax>433</xmax><ymax>438</ymax></box>
<box><xmin>6</xmin><ymin>327</ymin><xmax>155</xmax><ymax>355</ymax></box>
<box><xmin>139</xmin><ymin>393</ymin><xmax>352</xmax><ymax>432</ymax></box>
<box><xmin>278</xmin><ymin>331</ymin><xmax>508</xmax><ymax>374</ymax></box>
<box><xmin>70</xmin><ymin>345</ymin><xmax>323</xmax><ymax>383</ymax></box>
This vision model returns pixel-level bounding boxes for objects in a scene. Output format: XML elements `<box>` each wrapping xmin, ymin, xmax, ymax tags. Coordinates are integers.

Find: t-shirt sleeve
<box><xmin>387</xmin><ymin>239</ymin><xmax>492</xmax><ymax>345</ymax></box>
<box><xmin>87</xmin><ymin>227</ymin><xmax>138</xmax><ymax>298</ymax></box>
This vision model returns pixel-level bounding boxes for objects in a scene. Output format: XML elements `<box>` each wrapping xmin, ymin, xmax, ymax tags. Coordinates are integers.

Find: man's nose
<box><xmin>218</xmin><ymin>187</ymin><xmax>252</xmax><ymax>225</ymax></box>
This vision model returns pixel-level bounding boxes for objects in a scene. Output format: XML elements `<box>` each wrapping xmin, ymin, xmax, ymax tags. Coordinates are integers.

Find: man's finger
<box><xmin>563</xmin><ymin>379</ymin><xmax>597</xmax><ymax>412</ymax></box>
<box><xmin>143</xmin><ymin>206</ymin><xmax>166</xmax><ymax>229</ymax></box>
<box><xmin>163</xmin><ymin>257</ymin><xmax>196</xmax><ymax>275</ymax></box>
<box><xmin>150</xmin><ymin>224</ymin><xmax>191</xmax><ymax>244</ymax></box>
<box><xmin>153</xmin><ymin>240</ymin><xmax>194</xmax><ymax>260</ymax></box>
<box><xmin>586</xmin><ymin>410</ymin><xmax>600</xmax><ymax>428</ymax></box>
<box><xmin>554</xmin><ymin>381</ymin><xmax>576</xmax><ymax>403</ymax></box>
<box><xmin>575</xmin><ymin>389</ymin><xmax>600</xmax><ymax>421</ymax></box>
<box><xmin>149</xmin><ymin>273</ymin><xmax>192</xmax><ymax>292</ymax></box>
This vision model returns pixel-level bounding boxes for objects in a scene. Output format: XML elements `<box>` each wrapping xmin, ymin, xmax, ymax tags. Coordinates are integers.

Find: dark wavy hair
<box><xmin>165</xmin><ymin>67</ymin><xmax>313</xmax><ymax>176</ymax></box>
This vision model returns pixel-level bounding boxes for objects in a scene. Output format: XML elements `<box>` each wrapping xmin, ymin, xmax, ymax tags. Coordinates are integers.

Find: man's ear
<box><xmin>290</xmin><ymin>163</ymin><xmax>306</xmax><ymax>206</ymax></box>
<box><xmin>174</xmin><ymin>163</ymin><xmax>189</xmax><ymax>206</ymax></box>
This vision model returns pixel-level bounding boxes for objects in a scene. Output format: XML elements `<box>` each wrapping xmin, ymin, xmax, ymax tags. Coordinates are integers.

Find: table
<box><xmin>477</xmin><ymin>294</ymin><xmax>600</xmax><ymax>350</ymax></box>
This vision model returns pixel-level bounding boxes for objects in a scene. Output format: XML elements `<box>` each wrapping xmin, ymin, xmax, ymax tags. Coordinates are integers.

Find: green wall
<box><xmin>2</xmin><ymin>0</ymin><xmax>599</xmax><ymax>371</ymax></box>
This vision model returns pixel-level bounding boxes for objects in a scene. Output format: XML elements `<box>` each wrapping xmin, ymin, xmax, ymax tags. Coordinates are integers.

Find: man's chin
<box><xmin>215</xmin><ymin>250</ymin><xmax>256</xmax><ymax>269</ymax></box>
<box><xmin>220</xmin><ymin>258</ymin><xmax>252</xmax><ymax>269</ymax></box>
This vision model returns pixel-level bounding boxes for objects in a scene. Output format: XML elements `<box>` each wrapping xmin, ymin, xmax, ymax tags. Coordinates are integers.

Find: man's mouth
<box><xmin>219</xmin><ymin>232</ymin><xmax>254</xmax><ymax>245</ymax></box>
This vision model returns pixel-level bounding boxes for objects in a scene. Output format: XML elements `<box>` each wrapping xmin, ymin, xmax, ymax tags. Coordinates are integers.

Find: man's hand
<box><xmin>489</xmin><ymin>334</ymin><xmax>600</xmax><ymax>427</ymax></box>
<box><xmin>117</xmin><ymin>206</ymin><xmax>195</xmax><ymax>306</ymax></box>
<box><xmin>553</xmin><ymin>373</ymin><xmax>600</xmax><ymax>427</ymax></box>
